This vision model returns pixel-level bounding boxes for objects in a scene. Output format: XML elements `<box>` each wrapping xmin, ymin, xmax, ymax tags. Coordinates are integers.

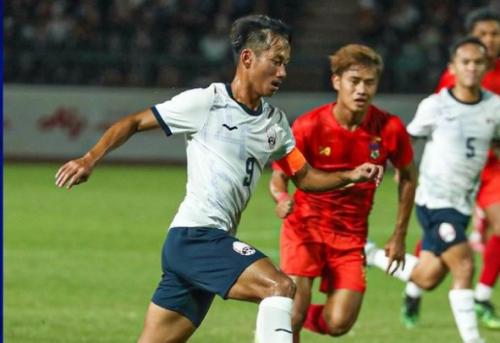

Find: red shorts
<box><xmin>280</xmin><ymin>222</ymin><xmax>366</xmax><ymax>293</ymax></box>
<box><xmin>476</xmin><ymin>171</ymin><xmax>500</xmax><ymax>209</ymax></box>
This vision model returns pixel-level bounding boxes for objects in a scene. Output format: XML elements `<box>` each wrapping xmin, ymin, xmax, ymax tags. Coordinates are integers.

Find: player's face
<box><xmin>248</xmin><ymin>37</ymin><xmax>290</xmax><ymax>97</ymax></box>
<box><xmin>332</xmin><ymin>65</ymin><xmax>379</xmax><ymax>114</ymax></box>
<box><xmin>449</xmin><ymin>43</ymin><xmax>487</xmax><ymax>88</ymax></box>
<box><xmin>472</xmin><ymin>20</ymin><xmax>500</xmax><ymax>59</ymax></box>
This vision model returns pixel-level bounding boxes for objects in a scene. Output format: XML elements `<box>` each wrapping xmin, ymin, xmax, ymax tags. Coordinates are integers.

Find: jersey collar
<box><xmin>225</xmin><ymin>84</ymin><xmax>263</xmax><ymax>116</ymax></box>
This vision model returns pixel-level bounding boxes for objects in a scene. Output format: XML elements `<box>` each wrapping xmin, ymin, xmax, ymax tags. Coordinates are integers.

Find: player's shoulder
<box><xmin>417</xmin><ymin>89</ymin><xmax>445</xmax><ymax>110</ymax></box>
<box><xmin>171</xmin><ymin>83</ymin><xmax>218</xmax><ymax>107</ymax></box>
<box><xmin>481</xmin><ymin>89</ymin><xmax>500</xmax><ymax>111</ymax></box>
<box><xmin>294</xmin><ymin>103</ymin><xmax>332</xmax><ymax>125</ymax></box>
<box><xmin>368</xmin><ymin>105</ymin><xmax>406</xmax><ymax>133</ymax></box>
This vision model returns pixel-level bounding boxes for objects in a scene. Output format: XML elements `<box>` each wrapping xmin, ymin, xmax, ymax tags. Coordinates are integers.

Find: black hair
<box><xmin>449</xmin><ymin>36</ymin><xmax>488</xmax><ymax>60</ymax></box>
<box><xmin>465</xmin><ymin>7</ymin><xmax>500</xmax><ymax>33</ymax></box>
<box><xmin>229</xmin><ymin>14</ymin><xmax>291</xmax><ymax>57</ymax></box>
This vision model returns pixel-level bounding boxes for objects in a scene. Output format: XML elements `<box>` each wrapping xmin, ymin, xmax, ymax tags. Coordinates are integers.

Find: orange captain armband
<box><xmin>275</xmin><ymin>147</ymin><xmax>307</xmax><ymax>176</ymax></box>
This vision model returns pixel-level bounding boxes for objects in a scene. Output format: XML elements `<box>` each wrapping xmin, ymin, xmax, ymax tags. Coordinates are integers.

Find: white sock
<box><xmin>255</xmin><ymin>296</ymin><xmax>293</xmax><ymax>343</ymax></box>
<box><xmin>372</xmin><ymin>249</ymin><xmax>418</xmax><ymax>282</ymax></box>
<box><xmin>448</xmin><ymin>289</ymin><xmax>482</xmax><ymax>343</ymax></box>
<box><xmin>474</xmin><ymin>283</ymin><xmax>492</xmax><ymax>302</ymax></box>
<box><xmin>405</xmin><ymin>281</ymin><xmax>423</xmax><ymax>298</ymax></box>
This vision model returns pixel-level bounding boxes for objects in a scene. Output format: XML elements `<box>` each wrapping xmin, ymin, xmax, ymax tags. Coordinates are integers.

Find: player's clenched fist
<box><xmin>55</xmin><ymin>155</ymin><xmax>94</xmax><ymax>189</ymax></box>
<box><xmin>275</xmin><ymin>194</ymin><xmax>294</xmax><ymax>219</ymax></box>
<box><xmin>350</xmin><ymin>163</ymin><xmax>384</xmax><ymax>186</ymax></box>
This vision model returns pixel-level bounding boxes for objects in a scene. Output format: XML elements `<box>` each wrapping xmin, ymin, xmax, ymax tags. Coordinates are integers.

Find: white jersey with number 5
<box><xmin>407</xmin><ymin>88</ymin><xmax>500</xmax><ymax>215</ymax></box>
<box><xmin>152</xmin><ymin>83</ymin><xmax>295</xmax><ymax>235</ymax></box>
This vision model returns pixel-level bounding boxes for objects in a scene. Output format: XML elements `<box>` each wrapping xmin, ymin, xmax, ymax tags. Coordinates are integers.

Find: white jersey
<box><xmin>152</xmin><ymin>83</ymin><xmax>295</xmax><ymax>235</ymax></box>
<box><xmin>407</xmin><ymin>88</ymin><xmax>500</xmax><ymax>215</ymax></box>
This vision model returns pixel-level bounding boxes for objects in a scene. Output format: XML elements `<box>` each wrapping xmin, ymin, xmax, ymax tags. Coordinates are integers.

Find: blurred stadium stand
<box><xmin>4</xmin><ymin>0</ymin><xmax>499</xmax><ymax>92</ymax></box>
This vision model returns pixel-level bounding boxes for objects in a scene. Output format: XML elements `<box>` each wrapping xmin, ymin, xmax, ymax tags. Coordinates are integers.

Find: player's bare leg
<box><xmin>227</xmin><ymin>257</ymin><xmax>296</xmax><ymax>343</ymax></box>
<box><xmin>282</xmin><ymin>276</ymin><xmax>314</xmax><ymax>343</ymax></box>
<box><xmin>440</xmin><ymin>242</ymin><xmax>483</xmax><ymax>343</ymax></box>
<box><xmin>137</xmin><ymin>303</ymin><xmax>196</xmax><ymax>343</ymax></box>
<box><xmin>401</xmin><ymin>251</ymin><xmax>447</xmax><ymax>327</ymax></box>
<box><xmin>322</xmin><ymin>289</ymin><xmax>363</xmax><ymax>336</ymax></box>
<box><xmin>409</xmin><ymin>251</ymin><xmax>448</xmax><ymax>290</ymax></box>
<box><xmin>475</xmin><ymin>203</ymin><xmax>500</xmax><ymax>329</ymax></box>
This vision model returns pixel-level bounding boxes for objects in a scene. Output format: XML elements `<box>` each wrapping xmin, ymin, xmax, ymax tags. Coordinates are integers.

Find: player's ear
<box><xmin>240</xmin><ymin>49</ymin><xmax>254</xmax><ymax>69</ymax></box>
<box><xmin>331</xmin><ymin>74</ymin><xmax>340</xmax><ymax>91</ymax></box>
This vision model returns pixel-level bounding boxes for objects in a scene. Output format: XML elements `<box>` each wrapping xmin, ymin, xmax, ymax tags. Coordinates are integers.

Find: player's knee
<box><xmin>271</xmin><ymin>274</ymin><xmax>296</xmax><ymax>298</ymax></box>
<box><xmin>325</xmin><ymin>320</ymin><xmax>353</xmax><ymax>337</ymax></box>
<box><xmin>323</xmin><ymin>313</ymin><xmax>354</xmax><ymax>337</ymax></box>
<box><xmin>452</xmin><ymin>258</ymin><xmax>475</xmax><ymax>281</ymax></box>
<box><xmin>416</xmin><ymin>278</ymin><xmax>439</xmax><ymax>291</ymax></box>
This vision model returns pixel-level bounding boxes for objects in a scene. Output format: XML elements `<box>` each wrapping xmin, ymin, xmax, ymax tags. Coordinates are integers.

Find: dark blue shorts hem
<box><xmin>150</xmin><ymin>299</ymin><xmax>201</xmax><ymax>327</ymax></box>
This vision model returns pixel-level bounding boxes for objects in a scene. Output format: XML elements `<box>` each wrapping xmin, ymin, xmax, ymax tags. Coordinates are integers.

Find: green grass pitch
<box><xmin>4</xmin><ymin>163</ymin><xmax>499</xmax><ymax>342</ymax></box>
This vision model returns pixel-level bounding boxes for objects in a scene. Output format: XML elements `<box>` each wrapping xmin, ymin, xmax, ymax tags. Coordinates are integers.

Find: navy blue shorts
<box><xmin>416</xmin><ymin>205</ymin><xmax>470</xmax><ymax>256</ymax></box>
<box><xmin>151</xmin><ymin>227</ymin><xmax>266</xmax><ymax>327</ymax></box>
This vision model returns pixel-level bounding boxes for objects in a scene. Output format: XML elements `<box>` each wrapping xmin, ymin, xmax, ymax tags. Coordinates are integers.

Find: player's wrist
<box><xmin>275</xmin><ymin>192</ymin><xmax>290</xmax><ymax>203</ymax></box>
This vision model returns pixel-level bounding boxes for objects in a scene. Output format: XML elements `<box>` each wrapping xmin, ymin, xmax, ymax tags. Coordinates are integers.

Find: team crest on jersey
<box><xmin>266</xmin><ymin>127</ymin><xmax>277</xmax><ymax>149</ymax></box>
<box><xmin>438</xmin><ymin>223</ymin><xmax>456</xmax><ymax>243</ymax></box>
<box><xmin>369</xmin><ymin>136</ymin><xmax>382</xmax><ymax>159</ymax></box>
<box><xmin>319</xmin><ymin>146</ymin><xmax>331</xmax><ymax>156</ymax></box>
<box><xmin>233</xmin><ymin>241</ymin><xmax>256</xmax><ymax>256</ymax></box>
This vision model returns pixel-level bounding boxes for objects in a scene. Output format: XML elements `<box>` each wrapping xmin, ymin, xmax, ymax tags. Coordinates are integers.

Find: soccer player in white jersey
<box><xmin>366</xmin><ymin>36</ymin><xmax>500</xmax><ymax>343</ymax></box>
<box><xmin>55</xmin><ymin>15</ymin><xmax>382</xmax><ymax>343</ymax></box>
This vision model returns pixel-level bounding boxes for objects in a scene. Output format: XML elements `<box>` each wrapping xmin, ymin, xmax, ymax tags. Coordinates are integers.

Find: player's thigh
<box><xmin>440</xmin><ymin>242</ymin><xmax>475</xmax><ymax>288</ymax></box>
<box><xmin>485</xmin><ymin>203</ymin><xmax>500</xmax><ymax>235</ymax></box>
<box><xmin>227</xmin><ymin>257</ymin><xmax>295</xmax><ymax>302</ymax></box>
<box><xmin>411</xmin><ymin>251</ymin><xmax>448</xmax><ymax>290</ymax></box>
<box><xmin>138</xmin><ymin>302</ymin><xmax>196</xmax><ymax>343</ymax></box>
<box><xmin>319</xmin><ymin>241</ymin><xmax>366</xmax><ymax>294</ymax></box>
<box><xmin>323</xmin><ymin>289</ymin><xmax>364</xmax><ymax>331</ymax></box>
<box><xmin>280</xmin><ymin>222</ymin><xmax>325</xmax><ymax>277</ymax></box>
<box><xmin>417</xmin><ymin>206</ymin><xmax>470</xmax><ymax>256</ymax></box>
<box><xmin>165</xmin><ymin>227</ymin><xmax>268</xmax><ymax>302</ymax></box>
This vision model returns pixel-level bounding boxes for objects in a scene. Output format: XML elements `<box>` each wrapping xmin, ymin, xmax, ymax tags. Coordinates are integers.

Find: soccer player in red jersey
<box><xmin>269</xmin><ymin>44</ymin><xmax>418</xmax><ymax>342</ymax></box>
<box><xmin>403</xmin><ymin>8</ymin><xmax>500</xmax><ymax>329</ymax></box>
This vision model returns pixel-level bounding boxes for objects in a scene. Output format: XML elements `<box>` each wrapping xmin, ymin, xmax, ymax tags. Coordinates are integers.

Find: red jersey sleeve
<box><xmin>435</xmin><ymin>68</ymin><xmax>455</xmax><ymax>93</ymax></box>
<box><xmin>385</xmin><ymin>116</ymin><xmax>414</xmax><ymax>169</ymax></box>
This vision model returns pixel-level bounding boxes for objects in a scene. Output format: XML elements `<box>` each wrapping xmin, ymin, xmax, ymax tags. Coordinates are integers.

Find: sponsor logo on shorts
<box><xmin>232</xmin><ymin>241</ymin><xmax>256</xmax><ymax>256</ymax></box>
<box><xmin>438</xmin><ymin>222</ymin><xmax>456</xmax><ymax>243</ymax></box>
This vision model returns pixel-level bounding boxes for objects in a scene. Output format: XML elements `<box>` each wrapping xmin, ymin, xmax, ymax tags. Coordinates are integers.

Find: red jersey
<box><xmin>435</xmin><ymin>58</ymin><xmax>500</xmax><ymax>182</ymax></box>
<box><xmin>275</xmin><ymin>103</ymin><xmax>414</xmax><ymax>238</ymax></box>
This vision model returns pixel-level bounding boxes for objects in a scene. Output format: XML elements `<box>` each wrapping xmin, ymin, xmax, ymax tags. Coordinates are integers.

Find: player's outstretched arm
<box><xmin>384</xmin><ymin>162</ymin><xmax>417</xmax><ymax>274</ymax></box>
<box><xmin>55</xmin><ymin>109</ymin><xmax>159</xmax><ymax>189</ymax></box>
<box><xmin>269</xmin><ymin>170</ymin><xmax>294</xmax><ymax>219</ymax></box>
<box><xmin>291</xmin><ymin>162</ymin><xmax>383</xmax><ymax>192</ymax></box>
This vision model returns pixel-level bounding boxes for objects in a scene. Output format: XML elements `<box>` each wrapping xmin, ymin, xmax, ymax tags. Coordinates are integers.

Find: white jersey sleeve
<box><xmin>407</xmin><ymin>96</ymin><xmax>437</xmax><ymax>138</ymax></box>
<box><xmin>151</xmin><ymin>86</ymin><xmax>215</xmax><ymax>136</ymax></box>
<box><xmin>269</xmin><ymin>109</ymin><xmax>295</xmax><ymax>161</ymax></box>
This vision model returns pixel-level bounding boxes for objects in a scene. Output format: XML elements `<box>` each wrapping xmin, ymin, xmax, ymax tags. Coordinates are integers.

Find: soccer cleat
<box><xmin>401</xmin><ymin>294</ymin><xmax>420</xmax><ymax>329</ymax></box>
<box><xmin>475</xmin><ymin>300</ymin><xmax>500</xmax><ymax>329</ymax></box>
<box><xmin>364</xmin><ymin>240</ymin><xmax>377</xmax><ymax>266</ymax></box>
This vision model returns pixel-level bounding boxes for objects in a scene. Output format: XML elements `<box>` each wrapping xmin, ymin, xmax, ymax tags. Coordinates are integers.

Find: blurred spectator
<box><xmin>4</xmin><ymin>0</ymin><xmax>300</xmax><ymax>88</ymax></box>
<box><xmin>358</xmin><ymin>0</ymin><xmax>496</xmax><ymax>92</ymax></box>
<box><xmin>6</xmin><ymin>0</ymin><xmax>495</xmax><ymax>92</ymax></box>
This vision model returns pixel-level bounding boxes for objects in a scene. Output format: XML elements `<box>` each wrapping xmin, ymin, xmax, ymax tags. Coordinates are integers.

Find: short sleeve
<box><xmin>386</xmin><ymin>116</ymin><xmax>414</xmax><ymax>168</ymax></box>
<box><xmin>151</xmin><ymin>86</ymin><xmax>214</xmax><ymax>136</ymax></box>
<box><xmin>270</xmin><ymin>110</ymin><xmax>296</xmax><ymax>161</ymax></box>
<box><xmin>272</xmin><ymin>115</ymin><xmax>308</xmax><ymax>171</ymax></box>
<box><xmin>407</xmin><ymin>97</ymin><xmax>437</xmax><ymax>138</ymax></box>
